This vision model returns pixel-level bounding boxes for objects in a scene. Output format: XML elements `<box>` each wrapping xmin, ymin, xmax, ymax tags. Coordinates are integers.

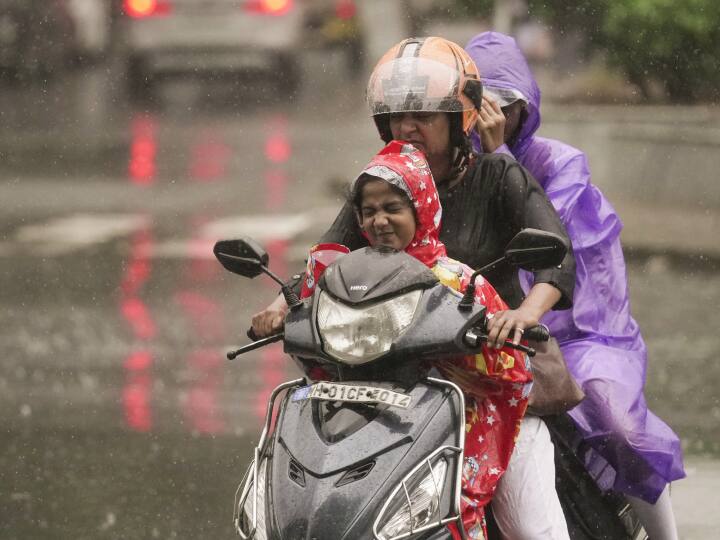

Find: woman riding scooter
<box><xmin>253</xmin><ymin>37</ymin><xmax>574</xmax><ymax>539</ymax></box>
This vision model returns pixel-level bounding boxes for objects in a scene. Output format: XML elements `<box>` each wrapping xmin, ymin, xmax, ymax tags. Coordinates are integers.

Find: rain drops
<box><xmin>20</xmin><ymin>404</ymin><xmax>32</xmax><ymax>418</ymax></box>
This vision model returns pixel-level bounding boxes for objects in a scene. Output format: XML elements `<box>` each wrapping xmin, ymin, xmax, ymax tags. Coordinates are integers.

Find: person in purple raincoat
<box><xmin>466</xmin><ymin>31</ymin><xmax>685</xmax><ymax>539</ymax></box>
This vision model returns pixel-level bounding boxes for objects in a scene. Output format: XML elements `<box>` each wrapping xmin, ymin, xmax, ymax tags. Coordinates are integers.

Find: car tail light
<box><xmin>124</xmin><ymin>0</ymin><xmax>172</xmax><ymax>18</ymax></box>
<box><xmin>244</xmin><ymin>0</ymin><xmax>293</xmax><ymax>16</ymax></box>
<box><xmin>335</xmin><ymin>0</ymin><xmax>356</xmax><ymax>20</ymax></box>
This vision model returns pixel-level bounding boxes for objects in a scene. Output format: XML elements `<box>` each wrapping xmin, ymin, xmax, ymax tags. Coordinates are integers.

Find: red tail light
<box><xmin>124</xmin><ymin>0</ymin><xmax>172</xmax><ymax>18</ymax></box>
<box><xmin>244</xmin><ymin>0</ymin><xmax>293</xmax><ymax>15</ymax></box>
<box><xmin>335</xmin><ymin>0</ymin><xmax>356</xmax><ymax>20</ymax></box>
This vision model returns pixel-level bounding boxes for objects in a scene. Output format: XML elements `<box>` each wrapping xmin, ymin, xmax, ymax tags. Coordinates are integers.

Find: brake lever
<box><xmin>227</xmin><ymin>333</ymin><xmax>284</xmax><ymax>360</ymax></box>
<box><xmin>464</xmin><ymin>329</ymin><xmax>536</xmax><ymax>357</ymax></box>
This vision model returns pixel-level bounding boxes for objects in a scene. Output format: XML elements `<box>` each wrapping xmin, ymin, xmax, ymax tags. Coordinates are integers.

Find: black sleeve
<box><xmin>319</xmin><ymin>201</ymin><xmax>369</xmax><ymax>250</ymax></box>
<box><xmin>499</xmin><ymin>159</ymin><xmax>576</xmax><ymax>309</ymax></box>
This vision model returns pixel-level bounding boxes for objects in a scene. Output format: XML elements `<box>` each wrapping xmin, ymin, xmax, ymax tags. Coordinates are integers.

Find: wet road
<box><xmin>1</xmin><ymin>56</ymin><xmax>719</xmax><ymax>538</ymax></box>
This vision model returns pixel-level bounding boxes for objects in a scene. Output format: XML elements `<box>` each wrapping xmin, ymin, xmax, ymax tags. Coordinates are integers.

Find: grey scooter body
<box><xmin>268</xmin><ymin>379</ymin><xmax>464</xmax><ymax>539</ymax></box>
<box><xmin>234</xmin><ymin>248</ymin><xmax>485</xmax><ymax>539</ymax></box>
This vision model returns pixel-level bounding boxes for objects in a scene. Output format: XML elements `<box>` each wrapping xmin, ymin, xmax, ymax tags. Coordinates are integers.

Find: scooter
<box><xmin>215</xmin><ymin>229</ymin><xmax>645</xmax><ymax>540</ymax></box>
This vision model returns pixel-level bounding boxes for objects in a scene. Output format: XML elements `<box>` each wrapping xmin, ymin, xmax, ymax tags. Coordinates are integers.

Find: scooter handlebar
<box><xmin>464</xmin><ymin>323</ymin><xmax>551</xmax><ymax>357</ymax></box>
<box><xmin>524</xmin><ymin>324</ymin><xmax>550</xmax><ymax>342</ymax></box>
<box><xmin>228</xmin><ymin>332</ymin><xmax>284</xmax><ymax>360</ymax></box>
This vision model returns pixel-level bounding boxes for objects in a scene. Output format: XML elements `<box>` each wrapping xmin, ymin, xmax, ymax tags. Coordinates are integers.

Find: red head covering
<box><xmin>354</xmin><ymin>140</ymin><xmax>447</xmax><ymax>267</ymax></box>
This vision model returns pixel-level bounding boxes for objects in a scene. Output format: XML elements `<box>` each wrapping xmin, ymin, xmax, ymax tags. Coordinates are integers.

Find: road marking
<box><xmin>14</xmin><ymin>214</ymin><xmax>150</xmax><ymax>256</ymax></box>
<box><xmin>151</xmin><ymin>213</ymin><xmax>314</xmax><ymax>259</ymax></box>
<box><xmin>5</xmin><ymin>208</ymin><xmax>338</xmax><ymax>258</ymax></box>
<box><xmin>201</xmin><ymin>213</ymin><xmax>312</xmax><ymax>242</ymax></box>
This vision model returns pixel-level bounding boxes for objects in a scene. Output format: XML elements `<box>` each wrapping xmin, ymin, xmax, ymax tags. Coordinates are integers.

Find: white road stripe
<box><xmin>5</xmin><ymin>209</ymin><xmax>334</xmax><ymax>258</ymax></box>
<box><xmin>201</xmin><ymin>213</ymin><xmax>312</xmax><ymax>243</ymax></box>
<box><xmin>14</xmin><ymin>214</ymin><xmax>150</xmax><ymax>256</ymax></box>
<box><xmin>151</xmin><ymin>213</ymin><xmax>314</xmax><ymax>259</ymax></box>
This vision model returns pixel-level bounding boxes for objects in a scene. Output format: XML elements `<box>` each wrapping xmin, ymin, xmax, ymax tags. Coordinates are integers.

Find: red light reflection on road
<box><xmin>119</xmin><ymin>113</ymin><xmax>298</xmax><ymax>432</ymax></box>
<box><xmin>175</xmin><ymin>290</ymin><xmax>225</xmax><ymax>344</ymax></box>
<box><xmin>264</xmin><ymin>169</ymin><xmax>290</xmax><ymax>212</ymax></box>
<box><xmin>176</xmin><ymin>212</ymin><xmax>227</xmax><ymax>435</ymax></box>
<box><xmin>254</xmin><ymin>115</ymin><xmax>294</xmax><ymax>419</ymax></box>
<box><xmin>120</xmin><ymin>247</ymin><xmax>151</xmax><ymax>297</ymax></box>
<box><xmin>184</xmin><ymin>350</ymin><xmax>225</xmax><ymax>434</ymax></box>
<box><xmin>128</xmin><ymin>114</ymin><xmax>157</xmax><ymax>185</ymax></box>
<box><xmin>120</xmin><ymin>297</ymin><xmax>156</xmax><ymax>340</ymax></box>
<box><xmin>123</xmin><ymin>350</ymin><xmax>153</xmax><ymax>432</ymax></box>
<box><xmin>264</xmin><ymin>115</ymin><xmax>290</xmax><ymax>210</ymax></box>
<box><xmin>189</xmin><ymin>130</ymin><xmax>232</xmax><ymax>182</ymax></box>
<box><xmin>120</xmin><ymin>227</ymin><xmax>156</xmax><ymax>432</ymax></box>
<box><xmin>265</xmin><ymin>135</ymin><xmax>291</xmax><ymax>164</ymax></box>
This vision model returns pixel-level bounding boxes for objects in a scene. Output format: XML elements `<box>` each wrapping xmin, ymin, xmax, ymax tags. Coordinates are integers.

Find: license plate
<box><xmin>297</xmin><ymin>383</ymin><xmax>412</xmax><ymax>409</ymax></box>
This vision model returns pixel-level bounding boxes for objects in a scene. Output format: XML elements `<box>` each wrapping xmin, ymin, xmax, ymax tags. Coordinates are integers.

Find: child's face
<box><xmin>357</xmin><ymin>180</ymin><xmax>416</xmax><ymax>251</ymax></box>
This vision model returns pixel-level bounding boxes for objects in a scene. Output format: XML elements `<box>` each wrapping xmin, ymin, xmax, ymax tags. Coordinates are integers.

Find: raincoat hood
<box><xmin>354</xmin><ymin>140</ymin><xmax>446</xmax><ymax>268</ymax></box>
<box><xmin>466</xmin><ymin>31</ymin><xmax>541</xmax><ymax>155</ymax></box>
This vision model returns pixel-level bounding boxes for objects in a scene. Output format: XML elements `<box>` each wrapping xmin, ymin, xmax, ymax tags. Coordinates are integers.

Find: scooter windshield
<box><xmin>320</xmin><ymin>246</ymin><xmax>438</xmax><ymax>305</ymax></box>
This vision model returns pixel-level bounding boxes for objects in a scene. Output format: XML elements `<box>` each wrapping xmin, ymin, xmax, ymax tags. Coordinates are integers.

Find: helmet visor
<box><xmin>367</xmin><ymin>56</ymin><xmax>471</xmax><ymax>116</ymax></box>
<box><xmin>483</xmin><ymin>86</ymin><xmax>527</xmax><ymax>108</ymax></box>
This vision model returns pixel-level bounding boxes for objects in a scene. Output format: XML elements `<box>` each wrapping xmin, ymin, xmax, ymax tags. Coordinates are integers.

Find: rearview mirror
<box><xmin>504</xmin><ymin>229</ymin><xmax>567</xmax><ymax>271</ymax></box>
<box><xmin>213</xmin><ymin>238</ymin><xmax>269</xmax><ymax>278</ymax></box>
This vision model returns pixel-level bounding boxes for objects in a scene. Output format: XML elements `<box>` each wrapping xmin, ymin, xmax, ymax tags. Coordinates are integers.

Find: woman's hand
<box><xmin>486</xmin><ymin>307</ymin><xmax>540</xmax><ymax>349</ymax></box>
<box><xmin>476</xmin><ymin>95</ymin><xmax>506</xmax><ymax>153</ymax></box>
<box><xmin>485</xmin><ymin>283</ymin><xmax>561</xmax><ymax>349</ymax></box>
<box><xmin>251</xmin><ymin>294</ymin><xmax>289</xmax><ymax>338</ymax></box>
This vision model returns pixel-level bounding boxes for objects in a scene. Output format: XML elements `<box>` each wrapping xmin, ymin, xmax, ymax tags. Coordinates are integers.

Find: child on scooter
<box><xmin>339</xmin><ymin>140</ymin><xmax>537</xmax><ymax>540</ymax></box>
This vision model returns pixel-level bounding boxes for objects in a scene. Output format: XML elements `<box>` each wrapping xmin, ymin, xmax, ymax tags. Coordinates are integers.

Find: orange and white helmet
<box><xmin>367</xmin><ymin>37</ymin><xmax>483</xmax><ymax>145</ymax></box>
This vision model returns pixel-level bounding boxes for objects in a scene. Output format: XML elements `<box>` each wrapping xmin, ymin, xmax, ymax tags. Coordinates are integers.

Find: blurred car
<box><xmin>0</xmin><ymin>0</ymin><xmax>76</xmax><ymax>80</ymax></box>
<box><xmin>302</xmin><ymin>0</ymin><xmax>363</xmax><ymax>76</ymax></box>
<box><xmin>119</xmin><ymin>0</ymin><xmax>305</xmax><ymax>96</ymax></box>
<box><xmin>66</xmin><ymin>0</ymin><xmax>112</xmax><ymax>60</ymax></box>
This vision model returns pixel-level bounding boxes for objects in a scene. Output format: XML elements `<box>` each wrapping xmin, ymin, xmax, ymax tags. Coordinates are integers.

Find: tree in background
<box><xmin>602</xmin><ymin>0</ymin><xmax>720</xmax><ymax>102</ymax></box>
<box><xmin>451</xmin><ymin>0</ymin><xmax>494</xmax><ymax>17</ymax></box>
<box><xmin>527</xmin><ymin>0</ymin><xmax>608</xmax><ymax>55</ymax></box>
<box><xmin>525</xmin><ymin>0</ymin><xmax>720</xmax><ymax>102</ymax></box>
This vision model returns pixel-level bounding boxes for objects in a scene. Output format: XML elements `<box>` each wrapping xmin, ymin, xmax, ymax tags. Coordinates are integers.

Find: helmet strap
<box><xmin>374</xmin><ymin>116</ymin><xmax>393</xmax><ymax>144</ymax></box>
<box><xmin>443</xmin><ymin>146</ymin><xmax>471</xmax><ymax>189</ymax></box>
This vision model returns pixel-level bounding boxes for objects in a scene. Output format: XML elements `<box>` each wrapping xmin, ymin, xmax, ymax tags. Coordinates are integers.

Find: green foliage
<box><xmin>602</xmin><ymin>0</ymin><xmax>720</xmax><ymax>101</ymax></box>
<box><xmin>440</xmin><ymin>0</ymin><xmax>494</xmax><ymax>19</ymax></box>
<box><xmin>527</xmin><ymin>0</ymin><xmax>609</xmax><ymax>49</ymax></box>
<box><xmin>528</xmin><ymin>0</ymin><xmax>720</xmax><ymax>101</ymax></box>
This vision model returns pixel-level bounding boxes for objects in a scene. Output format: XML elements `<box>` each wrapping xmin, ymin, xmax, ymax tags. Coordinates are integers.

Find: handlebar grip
<box><xmin>524</xmin><ymin>324</ymin><xmax>550</xmax><ymax>342</ymax></box>
<box><xmin>247</xmin><ymin>327</ymin><xmax>260</xmax><ymax>342</ymax></box>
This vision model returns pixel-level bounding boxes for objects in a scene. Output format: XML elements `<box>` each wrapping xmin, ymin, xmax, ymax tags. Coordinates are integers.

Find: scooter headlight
<box><xmin>317</xmin><ymin>290</ymin><xmax>421</xmax><ymax>365</ymax></box>
<box><xmin>375</xmin><ymin>458</ymin><xmax>448</xmax><ymax>539</ymax></box>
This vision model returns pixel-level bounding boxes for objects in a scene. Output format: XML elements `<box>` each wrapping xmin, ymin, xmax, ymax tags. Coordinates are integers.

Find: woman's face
<box><xmin>357</xmin><ymin>179</ymin><xmax>416</xmax><ymax>251</ymax></box>
<box><xmin>388</xmin><ymin>112</ymin><xmax>452</xmax><ymax>182</ymax></box>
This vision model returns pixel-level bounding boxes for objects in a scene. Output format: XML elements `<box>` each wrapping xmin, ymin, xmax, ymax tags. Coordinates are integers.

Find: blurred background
<box><xmin>0</xmin><ymin>1</ymin><xmax>718</xmax><ymax>538</ymax></box>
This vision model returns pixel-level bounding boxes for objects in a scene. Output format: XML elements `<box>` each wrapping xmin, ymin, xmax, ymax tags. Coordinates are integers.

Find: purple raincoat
<box><xmin>466</xmin><ymin>31</ymin><xmax>685</xmax><ymax>503</ymax></box>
